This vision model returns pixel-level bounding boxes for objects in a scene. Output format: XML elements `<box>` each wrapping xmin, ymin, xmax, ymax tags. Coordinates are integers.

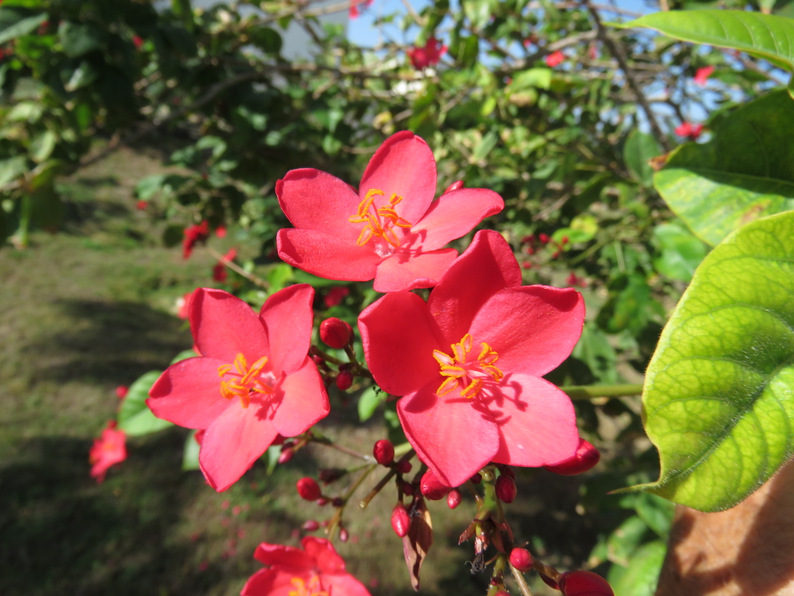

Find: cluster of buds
<box><xmin>520</xmin><ymin>232</ymin><xmax>571</xmax><ymax>272</ymax></box>
<box><xmin>314</xmin><ymin>317</ymin><xmax>361</xmax><ymax>392</ymax></box>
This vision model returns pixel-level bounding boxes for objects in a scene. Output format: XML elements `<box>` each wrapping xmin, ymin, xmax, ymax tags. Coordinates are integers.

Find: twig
<box><xmin>510</xmin><ymin>564</ymin><xmax>535</xmax><ymax>596</ymax></box>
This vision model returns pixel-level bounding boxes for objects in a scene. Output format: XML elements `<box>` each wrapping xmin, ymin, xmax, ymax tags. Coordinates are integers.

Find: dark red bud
<box><xmin>470</xmin><ymin>473</ymin><xmax>482</xmax><ymax>484</ymax></box>
<box><xmin>278</xmin><ymin>447</ymin><xmax>294</xmax><ymax>464</ymax></box>
<box><xmin>320</xmin><ymin>317</ymin><xmax>353</xmax><ymax>349</ymax></box>
<box><xmin>296</xmin><ymin>477</ymin><xmax>322</xmax><ymax>501</ymax></box>
<box><xmin>401</xmin><ymin>481</ymin><xmax>414</xmax><ymax>496</ymax></box>
<box><xmin>373</xmin><ymin>439</ymin><xmax>395</xmax><ymax>466</ymax></box>
<box><xmin>447</xmin><ymin>488</ymin><xmax>462</xmax><ymax>509</ymax></box>
<box><xmin>335</xmin><ymin>370</ymin><xmax>353</xmax><ymax>391</ymax></box>
<box><xmin>543</xmin><ymin>439</ymin><xmax>600</xmax><ymax>476</ymax></box>
<box><xmin>395</xmin><ymin>460</ymin><xmax>412</xmax><ymax>474</ymax></box>
<box><xmin>495</xmin><ymin>475</ymin><xmax>517</xmax><ymax>503</ymax></box>
<box><xmin>331</xmin><ymin>497</ymin><xmax>344</xmax><ymax>507</ymax></box>
<box><xmin>420</xmin><ymin>468</ymin><xmax>451</xmax><ymax>500</ymax></box>
<box><xmin>509</xmin><ymin>547</ymin><xmax>533</xmax><ymax>572</ymax></box>
<box><xmin>539</xmin><ymin>233</ymin><xmax>550</xmax><ymax>244</ymax></box>
<box><xmin>302</xmin><ymin>520</ymin><xmax>320</xmax><ymax>532</ymax></box>
<box><xmin>391</xmin><ymin>503</ymin><xmax>412</xmax><ymax>537</ymax></box>
<box><xmin>318</xmin><ymin>468</ymin><xmax>346</xmax><ymax>484</ymax></box>
<box><xmin>559</xmin><ymin>570</ymin><xmax>614</xmax><ymax>596</ymax></box>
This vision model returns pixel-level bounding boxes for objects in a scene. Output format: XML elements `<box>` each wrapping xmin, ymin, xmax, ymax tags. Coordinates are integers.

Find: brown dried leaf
<box><xmin>402</xmin><ymin>499</ymin><xmax>433</xmax><ymax>591</ymax></box>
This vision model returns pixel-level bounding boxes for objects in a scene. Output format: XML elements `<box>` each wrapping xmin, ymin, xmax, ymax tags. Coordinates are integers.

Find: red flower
<box><xmin>566</xmin><ymin>272</ymin><xmax>587</xmax><ymax>288</ymax></box>
<box><xmin>132</xmin><ymin>35</ymin><xmax>144</xmax><ymax>49</ymax></box>
<box><xmin>406</xmin><ymin>37</ymin><xmax>448</xmax><ymax>69</ymax></box>
<box><xmin>212</xmin><ymin>248</ymin><xmax>237</xmax><ymax>282</ymax></box>
<box><xmin>276</xmin><ymin>131</ymin><xmax>503</xmax><ymax>292</ymax></box>
<box><xmin>674</xmin><ymin>122</ymin><xmax>704</xmax><ymax>140</ymax></box>
<box><xmin>89</xmin><ymin>421</ymin><xmax>127</xmax><ymax>483</ymax></box>
<box><xmin>176</xmin><ymin>289</ymin><xmax>196</xmax><ymax>320</ymax></box>
<box><xmin>359</xmin><ymin>230</ymin><xmax>584</xmax><ymax>486</ymax></box>
<box><xmin>183</xmin><ymin>220</ymin><xmax>210</xmax><ymax>259</ymax></box>
<box><xmin>545</xmin><ymin>50</ymin><xmax>565</xmax><ymax>67</ymax></box>
<box><xmin>694</xmin><ymin>65</ymin><xmax>714</xmax><ymax>86</ymax></box>
<box><xmin>115</xmin><ymin>385</ymin><xmax>129</xmax><ymax>399</ymax></box>
<box><xmin>242</xmin><ymin>537</ymin><xmax>371</xmax><ymax>596</ymax></box>
<box><xmin>147</xmin><ymin>286</ymin><xmax>329</xmax><ymax>491</ymax></box>
<box><xmin>349</xmin><ymin>0</ymin><xmax>373</xmax><ymax>18</ymax></box>
<box><xmin>136</xmin><ymin>200</ymin><xmax>148</xmax><ymax>211</ymax></box>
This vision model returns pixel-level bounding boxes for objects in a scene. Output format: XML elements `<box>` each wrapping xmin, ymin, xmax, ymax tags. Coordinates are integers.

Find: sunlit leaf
<box><xmin>636</xmin><ymin>211</ymin><xmax>794</xmax><ymax>511</ymax></box>
<box><xmin>118</xmin><ymin>371</ymin><xmax>174</xmax><ymax>436</ymax></box>
<box><xmin>654</xmin><ymin>90</ymin><xmax>794</xmax><ymax>246</ymax></box>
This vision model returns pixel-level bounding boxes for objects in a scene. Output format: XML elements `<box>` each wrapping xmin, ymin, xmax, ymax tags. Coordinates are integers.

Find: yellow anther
<box><xmin>217</xmin><ymin>353</ymin><xmax>271</xmax><ymax>408</ymax></box>
<box><xmin>349</xmin><ymin>188</ymin><xmax>413</xmax><ymax>248</ymax></box>
<box><xmin>433</xmin><ymin>334</ymin><xmax>504</xmax><ymax>399</ymax></box>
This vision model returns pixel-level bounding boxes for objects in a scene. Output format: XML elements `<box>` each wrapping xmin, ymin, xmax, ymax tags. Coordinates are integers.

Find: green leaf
<box><xmin>624</xmin><ymin>130</ymin><xmax>662</xmax><ymax>187</ymax></box>
<box><xmin>0</xmin><ymin>156</ymin><xmax>28</xmax><ymax>186</ymax></box>
<box><xmin>618</xmin><ymin>10</ymin><xmax>794</xmax><ymax>91</ymax></box>
<box><xmin>0</xmin><ymin>9</ymin><xmax>47</xmax><ymax>46</ymax></box>
<box><xmin>182</xmin><ymin>430</ymin><xmax>200</xmax><ymax>471</ymax></box>
<box><xmin>652</xmin><ymin>221</ymin><xmax>708</xmax><ymax>282</ymax></box>
<box><xmin>637</xmin><ymin>210</ymin><xmax>794</xmax><ymax>511</ymax></box>
<box><xmin>654</xmin><ymin>90</ymin><xmax>794</xmax><ymax>246</ymax></box>
<box><xmin>607</xmin><ymin>539</ymin><xmax>667</xmax><ymax>596</ymax></box>
<box><xmin>358</xmin><ymin>385</ymin><xmax>387</xmax><ymax>422</ymax></box>
<box><xmin>117</xmin><ymin>371</ymin><xmax>174</xmax><ymax>437</ymax></box>
<box><xmin>59</xmin><ymin>22</ymin><xmax>106</xmax><ymax>58</ymax></box>
<box><xmin>606</xmin><ymin>515</ymin><xmax>651</xmax><ymax>566</ymax></box>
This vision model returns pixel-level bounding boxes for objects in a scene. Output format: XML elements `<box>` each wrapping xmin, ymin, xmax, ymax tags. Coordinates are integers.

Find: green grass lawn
<box><xmin>0</xmin><ymin>142</ymin><xmax>598</xmax><ymax>596</ymax></box>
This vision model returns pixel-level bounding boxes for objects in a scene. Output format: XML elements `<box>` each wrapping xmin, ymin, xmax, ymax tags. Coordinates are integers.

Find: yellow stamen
<box><xmin>288</xmin><ymin>576</ymin><xmax>330</xmax><ymax>596</ymax></box>
<box><xmin>349</xmin><ymin>188</ymin><xmax>413</xmax><ymax>248</ymax></box>
<box><xmin>433</xmin><ymin>333</ymin><xmax>504</xmax><ymax>399</ymax></box>
<box><xmin>217</xmin><ymin>353</ymin><xmax>272</xmax><ymax>408</ymax></box>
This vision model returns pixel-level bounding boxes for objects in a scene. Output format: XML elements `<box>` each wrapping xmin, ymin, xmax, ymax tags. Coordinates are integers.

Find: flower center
<box><xmin>349</xmin><ymin>188</ymin><xmax>413</xmax><ymax>249</ymax></box>
<box><xmin>288</xmin><ymin>576</ymin><xmax>329</xmax><ymax>596</ymax></box>
<box><xmin>433</xmin><ymin>334</ymin><xmax>504</xmax><ymax>399</ymax></box>
<box><xmin>217</xmin><ymin>353</ymin><xmax>274</xmax><ymax>408</ymax></box>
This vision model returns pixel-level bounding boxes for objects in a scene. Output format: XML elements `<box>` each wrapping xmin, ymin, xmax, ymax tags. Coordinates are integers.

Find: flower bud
<box><xmin>339</xmin><ymin>527</ymin><xmax>349</xmax><ymax>542</ymax></box>
<box><xmin>296</xmin><ymin>477</ymin><xmax>321</xmax><ymax>501</ymax></box>
<box><xmin>558</xmin><ymin>570</ymin><xmax>614</xmax><ymax>596</ymax></box>
<box><xmin>320</xmin><ymin>317</ymin><xmax>353</xmax><ymax>349</ymax></box>
<box><xmin>395</xmin><ymin>459</ymin><xmax>412</xmax><ymax>474</ymax></box>
<box><xmin>391</xmin><ymin>503</ymin><xmax>412</xmax><ymax>537</ymax></box>
<box><xmin>373</xmin><ymin>439</ymin><xmax>395</xmax><ymax>466</ymax></box>
<box><xmin>543</xmin><ymin>438</ymin><xmax>600</xmax><ymax>476</ymax></box>
<box><xmin>420</xmin><ymin>468</ymin><xmax>451</xmax><ymax>500</ymax></box>
<box><xmin>495</xmin><ymin>474</ymin><xmax>517</xmax><ymax>503</ymax></box>
<box><xmin>509</xmin><ymin>547</ymin><xmax>533</xmax><ymax>572</ymax></box>
<box><xmin>335</xmin><ymin>370</ymin><xmax>353</xmax><ymax>391</ymax></box>
<box><xmin>278</xmin><ymin>447</ymin><xmax>294</xmax><ymax>464</ymax></box>
<box><xmin>302</xmin><ymin>520</ymin><xmax>320</xmax><ymax>532</ymax></box>
<box><xmin>318</xmin><ymin>468</ymin><xmax>346</xmax><ymax>484</ymax></box>
<box><xmin>443</xmin><ymin>180</ymin><xmax>464</xmax><ymax>194</ymax></box>
<box><xmin>446</xmin><ymin>488</ymin><xmax>462</xmax><ymax>509</ymax></box>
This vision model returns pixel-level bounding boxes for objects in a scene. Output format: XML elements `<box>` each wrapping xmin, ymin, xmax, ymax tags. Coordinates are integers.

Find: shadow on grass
<box><xmin>30</xmin><ymin>299</ymin><xmax>192</xmax><ymax>386</ymax></box>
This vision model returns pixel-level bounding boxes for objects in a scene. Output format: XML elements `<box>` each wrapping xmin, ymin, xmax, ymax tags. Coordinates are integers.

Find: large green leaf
<box><xmin>619</xmin><ymin>10</ymin><xmax>794</xmax><ymax>91</ymax></box>
<box><xmin>637</xmin><ymin>210</ymin><xmax>794</xmax><ymax>511</ymax></box>
<box><xmin>654</xmin><ymin>90</ymin><xmax>794</xmax><ymax>246</ymax></box>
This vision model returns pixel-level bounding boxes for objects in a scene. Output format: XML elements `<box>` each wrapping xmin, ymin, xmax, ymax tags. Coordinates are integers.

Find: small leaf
<box><xmin>357</xmin><ymin>386</ymin><xmax>386</xmax><ymax>422</ymax></box>
<box><xmin>118</xmin><ymin>371</ymin><xmax>174</xmax><ymax>436</ymax></box>
<box><xmin>607</xmin><ymin>540</ymin><xmax>667</xmax><ymax>596</ymax></box>
<box><xmin>0</xmin><ymin>9</ymin><xmax>47</xmax><ymax>46</ymax></box>
<box><xmin>182</xmin><ymin>430</ymin><xmax>200</xmax><ymax>470</ymax></box>
<box><xmin>624</xmin><ymin>130</ymin><xmax>662</xmax><ymax>187</ymax></box>
<box><xmin>637</xmin><ymin>210</ymin><xmax>794</xmax><ymax>511</ymax></box>
<box><xmin>654</xmin><ymin>90</ymin><xmax>794</xmax><ymax>246</ymax></box>
<box><xmin>652</xmin><ymin>221</ymin><xmax>708</xmax><ymax>282</ymax></box>
<box><xmin>618</xmin><ymin>10</ymin><xmax>794</xmax><ymax>88</ymax></box>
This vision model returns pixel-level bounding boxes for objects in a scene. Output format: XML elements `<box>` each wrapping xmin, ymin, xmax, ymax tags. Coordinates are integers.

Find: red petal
<box><xmin>373</xmin><ymin>249</ymin><xmax>458</xmax><ymax>292</ymax></box>
<box><xmin>398</xmin><ymin>386</ymin><xmax>499</xmax><ymax>487</ymax></box>
<box><xmin>301</xmin><ymin>537</ymin><xmax>346</xmax><ymax>573</ymax></box>
<box><xmin>359</xmin><ymin>131</ymin><xmax>436</xmax><ymax>224</ymax></box>
<box><xmin>260</xmin><ymin>284</ymin><xmax>314</xmax><ymax>374</ymax></box>
<box><xmin>190</xmin><ymin>288</ymin><xmax>269</xmax><ymax>362</ymax></box>
<box><xmin>241</xmin><ymin>568</ymin><xmax>295</xmax><ymax>596</ymax></box>
<box><xmin>412</xmin><ymin>188</ymin><xmax>504</xmax><ymax>251</ymax></box>
<box><xmin>277</xmin><ymin>168</ymin><xmax>362</xmax><ymax>233</ymax></box>
<box><xmin>147</xmin><ymin>357</ymin><xmax>231</xmax><ymax>428</ymax></box>
<box><xmin>324</xmin><ymin>573</ymin><xmax>373</xmax><ymax>596</ymax></box>
<box><xmin>358</xmin><ymin>292</ymin><xmax>444</xmax><ymax>396</ymax></box>
<box><xmin>199</xmin><ymin>402</ymin><xmax>280</xmax><ymax>491</ymax></box>
<box><xmin>469</xmin><ymin>286</ymin><xmax>584</xmax><ymax>376</ymax></box>
<box><xmin>277</xmin><ymin>228</ymin><xmax>378</xmax><ymax>281</ymax></box>
<box><xmin>490</xmin><ymin>374</ymin><xmax>579</xmax><ymax>468</ymax></box>
<box><xmin>428</xmin><ymin>230</ymin><xmax>522</xmax><ymax>342</ymax></box>
<box><xmin>253</xmin><ymin>543</ymin><xmax>314</xmax><ymax>569</ymax></box>
<box><xmin>273</xmin><ymin>359</ymin><xmax>330</xmax><ymax>437</ymax></box>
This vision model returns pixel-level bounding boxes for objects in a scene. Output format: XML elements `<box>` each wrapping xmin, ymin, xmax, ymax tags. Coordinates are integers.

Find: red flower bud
<box><xmin>339</xmin><ymin>527</ymin><xmax>349</xmax><ymax>542</ymax></box>
<box><xmin>509</xmin><ymin>547</ymin><xmax>533</xmax><ymax>572</ymax></box>
<box><xmin>559</xmin><ymin>570</ymin><xmax>614</xmax><ymax>596</ymax></box>
<box><xmin>320</xmin><ymin>317</ymin><xmax>353</xmax><ymax>349</ymax></box>
<box><xmin>420</xmin><ymin>468</ymin><xmax>451</xmax><ymax>500</ymax></box>
<box><xmin>391</xmin><ymin>503</ymin><xmax>412</xmax><ymax>537</ymax></box>
<box><xmin>395</xmin><ymin>460</ymin><xmax>412</xmax><ymax>474</ymax></box>
<box><xmin>302</xmin><ymin>520</ymin><xmax>320</xmax><ymax>532</ymax></box>
<box><xmin>296</xmin><ymin>477</ymin><xmax>321</xmax><ymax>501</ymax></box>
<box><xmin>278</xmin><ymin>447</ymin><xmax>294</xmax><ymax>464</ymax></box>
<box><xmin>443</xmin><ymin>180</ymin><xmax>464</xmax><ymax>194</ymax></box>
<box><xmin>447</xmin><ymin>488</ymin><xmax>462</xmax><ymax>509</ymax></box>
<box><xmin>495</xmin><ymin>474</ymin><xmax>517</xmax><ymax>503</ymax></box>
<box><xmin>543</xmin><ymin>438</ymin><xmax>600</xmax><ymax>476</ymax></box>
<box><xmin>373</xmin><ymin>439</ymin><xmax>395</xmax><ymax>466</ymax></box>
<box><xmin>335</xmin><ymin>370</ymin><xmax>353</xmax><ymax>391</ymax></box>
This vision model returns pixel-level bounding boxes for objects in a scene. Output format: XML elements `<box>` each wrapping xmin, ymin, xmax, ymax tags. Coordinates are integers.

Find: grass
<box><xmin>0</xmin><ymin>141</ymin><xmax>605</xmax><ymax>596</ymax></box>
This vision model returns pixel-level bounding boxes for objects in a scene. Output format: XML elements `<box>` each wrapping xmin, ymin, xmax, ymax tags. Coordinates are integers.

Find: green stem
<box><xmin>561</xmin><ymin>383</ymin><xmax>643</xmax><ymax>400</ymax></box>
